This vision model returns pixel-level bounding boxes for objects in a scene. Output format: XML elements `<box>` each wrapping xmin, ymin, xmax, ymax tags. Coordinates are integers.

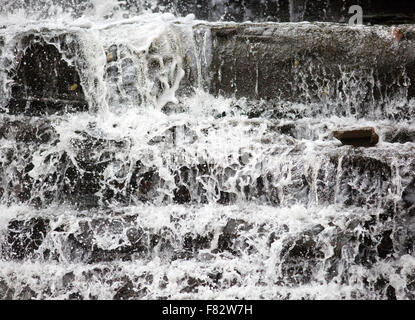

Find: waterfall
<box><xmin>0</xmin><ymin>0</ymin><xmax>415</xmax><ymax>300</ymax></box>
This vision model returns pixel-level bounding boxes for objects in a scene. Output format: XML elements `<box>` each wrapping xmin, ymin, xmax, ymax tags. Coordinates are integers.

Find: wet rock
<box><xmin>126</xmin><ymin>227</ymin><xmax>143</xmax><ymax>245</ymax></box>
<box><xmin>267</xmin><ymin>232</ymin><xmax>280</xmax><ymax>247</ymax></box>
<box><xmin>159</xmin><ymin>274</ymin><xmax>169</xmax><ymax>289</ymax></box>
<box><xmin>156</xmin><ymin>227</ymin><xmax>177</xmax><ymax>259</ymax></box>
<box><xmin>0</xmin><ymin>278</ymin><xmax>14</xmax><ymax>300</ymax></box>
<box><xmin>7</xmin><ymin>218</ymin><xmax>50</xmax><ymax>260</ymax></box>
<box><xmin>281</xmin><ymin>234</ymin><xmax>323</xmax><ymax>260</ymax></box>
<box><xmin>217</xmin><ymin>219</ymin><xmax>252</xmax><ymax>253</ymax></box>
<box><xmin>0</xmin><ymin>118</ymin><xmax>56</xmax><ymax>144</ymax></box>
<box><xmin>48</xmin><ymin>216</ymin><xmax>215</xmax><ymax>263</ymax></box>
<box><xmin>377</xmin><ymin>230</ymin><xmax>394</xmax><ymax>259</ymax></box>
<box><xmin>304</xmin><ymin>224</ymin><xmax>325</xmax><ymax>237</ymax></box>
<box><xmin>0</xmin><ymin>212</ymin><xmax>217</xmax><ymax>264</ymax></box>
<box><xmin>173</xmin><ymin>185</ymin><xmax>191</xmax><ymax>204</ymax></box>
<box><xmin>180</xmin><ymin>277</ymin><xmax>205</xmax><ymax>294</ymax></box>
<box><xmin>386</xmin><ymin>285</ymin><xmax>397</xmax><ymax>300</ymax></box>
<box><xmin>207</xmin><ymin>269</ymin><xmax>223</xmax><ymax>284</ymax></box>
<box><xmin>0</xmin><ymin>108</ymin><xmax>409</xmax><ymax>210</ymax></box>
<box><xmin>391</xmin><ymin>27</ymin><xmax>403</xmax><ymax>42</ymax></box>
<box><xmin>384</xmin><ymin>128</ymin><xmax>415</xmax><ymax>144</ymax></box>
<box><xmin>106</xmin><ymin>44</ymin><xmax>118</xmax><ymax>63</ymax></box>
<box><xmin>223</xmin><ymin>218</ymin><xmax>251</xmax><ymax>235</ymax></box>
<box><xmin>67</xmin><ymin>223</ymin><xmax>148</xmax><ymax>264</ymax></box>
<box><xmin>333</xmin><ymin>127</ymin><xmax>379</xmax><ymax>147</ymax></box>
<box><xmin>60</xmin><ymin>132</ymin><xmax>132</xmax><ymax>207</ymax></box>
<box><xmin>324</xmin><ymin>231</ymin><xmax>354</xmax><ymax>281</ymax></box>
<box><xmin>65</xmin><ymin>221</ymin><xmax>94</xmax><ymax>263</ymax></box>
<box><xmin>355</xmin><ymin>233</ymin><xmax>378</xmax><ymax>267</ymax></box>
<box><xmin>216</xmin><ymin>191</ymin><xmax>236</xmax><ymax>205</ymax></box>
<box><xmin>17</xmin><ymin>285</ymin><xmax>37</xmax><ymax>300</ymax></box>
<box><xmin>276</xmin><ymin>123</ymin><xmax>296</xmax><ymax>137</ymax></box>
<box><xmin>123</xmin><ymin>0</ymin><xmax>415</xmax><ymax>24</ymax></box>
<box><xmin>394</xmin><ymin>179</ymin><xmax>415</xmax><ymax>254</ymax></box>
<box><xmin>113</xmin><ymin>277</ymin><xmax>147</xmax><ymax>300</ymax></box>
<box><xmin>62</xmin><ymin>272</ymin><xmax>75</xmax><ymax>288</ymax></box>
<box><xmin>196</xmin><ymin>23</ymin><xmax>415</xmax><ymax>113</ymax></box>
<box><xmin>103</xmin><ymin>35</ymin><xmax>184</xmax><ymax>107</ymax></box>
<box><xmin>374</xmin><ymin>277</ymin><xmax>397</xmax><ymax>300</ymax></box>
<box><xmin>6</xmin><ymin>34</ymin><xmax>88</xmax><ymax>115</ymax></box>
<box><xmin>406</xmin><ymin>273</ymin><xmax>415</xmax><ymax>299</ymax></box>
<box><xmin>68</xmin><ymin>292</ymin><xmax>83</xmax><ymax>300</ymax></box>
<box><xmin>279</xmin><ymin>230</ymin><xmax>325</xmax><ymax>285</ymax></box>
<box><xmin>402</xmin><ymin>178</ymin><xmax>415</xmax><ymax>213</ymax></box>
<box><xmin>333</xmin><ymin>155</ymin><xmax>392</xmax><ymax>207</ymax></box>
<box><xmin>129</xmin><ymin>166</ymin><xmax>161</xmax><ymax>203</ymax></box>
<box><xmin>182</xmin><ymin>232</ymin><xmax>213</xmax><ymax>258</ymax></box>
<box><xmin>0</xmin><ymin>118</ymin><xmax>136</xmax><ymax>208</ymax></box>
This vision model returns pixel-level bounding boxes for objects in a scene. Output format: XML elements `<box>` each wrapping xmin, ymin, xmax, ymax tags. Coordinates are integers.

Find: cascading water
<box><xmin>0</xmin><ymin>0</ymin><xmax>415</xmax><ymax>300</ymax></box>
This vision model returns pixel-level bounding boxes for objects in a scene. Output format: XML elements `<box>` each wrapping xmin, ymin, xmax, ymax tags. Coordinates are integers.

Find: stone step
<box><xmin>3</xmin><ymin>34</ymin><xmax>88</xmax><ymax>115</ymax></box>
<box><xmin>189</xmin><ymin>23</ymin><xmax>415</xmax><ymax>120</ymax></box>
<box><xmin>0</xmin><ymin>256</ymin><xmax>408</xmax><ymax>300</ymax></box>
<box><xmin>0</xmin><ymin>115</ymin><xmax>414</xmax><ymax>208</ymax></box>
<box><xmin>2</xmin><ymin>23</ymin><xmax>415</xmax><ymax>118</ymax></box>
<box><xmin>333</xmin><ymin>127</ymin><xmax>379</xmax><ymax>147</ymax></box>
<box><xmin>3</xmin><ymin>0</ymin><xmax>415</xmax><ymax>24</ymax></box>
<box><xmin>125</xmin><ymin>0</ymin><xmax>415</xmax><ymax>25</ymax></box>
<box><xmin>0</xmin><ymin>202</ymin><xmax>413</xmax><ymax>299</ymax></box>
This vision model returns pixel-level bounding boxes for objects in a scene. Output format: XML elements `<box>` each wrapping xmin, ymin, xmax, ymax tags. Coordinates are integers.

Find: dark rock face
<box><xmin>333</xmin><ymin>127</ymin><xmax>379</xmax><ymax>147</ymax></box>
<box><xmin>396</xmin><ymin>180</ymin><xmax>415</xmax><ymax>254</ymax></box>
<box><xmin>182</xmin><ymin>232</ymin><xmax>212</xmax><ymax>258</ymax></box>
<box><xmin>5</xmin><ymin>35</ymin><xmax>88</xmax><ymax>115</ymax></box>
<box><xmin>0</xmin><ymin>203</ymin><xmax>414</xmax><ymax>299</ymax></box>
<box><xmin>0</xmin><ymin>214</ymin><xmax>264</xmax><ymax>265</ymax></box>
<box><xmin>3</xmin><ymin>24</ymin><xmax>415</xmax><ymax>120</ymax></box>
<box><xmin>0</xmin><ymin>118</ymin><xmax>55</xmax><ymax>144</ymax></box>
<box><xmin>3</xmin><ymin>0</ymin><xmax>415</xmax><ymax>24</ymax></box>
<box><xmin>0</xmin><ymin>113</ymin><xmax>412</xmax><ymax>210</ymax></box>
<box><xmin>402</xmin><ymin>179</ymin><xmax>415</xmax><ymax>213</ymax></box>
<box><xmin>6</xmin><ymin>217</ymin><xmax>50</xmax><ymax>260</ymax></box>
<box><xmin>17</xmin><ymin>286</ymin><xmax>37</xmax><ymax>300</ymax></box>
<box><xmin>0</xmin><ymin>278</ymin><xmax>14</xmax><ymax>300</ymax></box>
<box><xmin>1</xmin><ymin>9</ymin><xmax>415</xmax><ymax>301</ymax></box>
<box><xmin>217</xmin><ymin>219</ymin><xmax>253</xmax><ymax>254</ymax></box>
<box><xmin>384</xmin><ymin>128</ymin><xmax>415</xmax><ymax>144</ymax></box>
<box><xmin>124</xmin><ymin>0</ymin><xmax>415</xmax><ymax>25</ymax></box>
<box><xmin>193</xmin><ymin>23</ymin><xmax>415</xmax><ymax>118</ymax></box>
<box><xmin>0</xmin><ymin>117</ymin><xmax>162</xmax><ymax>208</ymax></box>
<box><xmin>330</xmin><ymin>155</ymin><xmax>393</xmax><ymax>208</ymax></box>
<box><xmin>113</xmin><ymin>277</ymin><xmax>148</xmax><ymax>300</ymax></box>
<box><xmin>279</xmin><ymin>228</ymin><xmax>325</xmax><ymax>285</ymax></box>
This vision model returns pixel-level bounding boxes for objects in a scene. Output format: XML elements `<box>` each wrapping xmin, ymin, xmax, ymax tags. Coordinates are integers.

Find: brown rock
<box><xmin>333</xmin><ymin>127</ymin><xmax>379</xmax><ymax>147</ymax></box>
<box><xmin>391</xmin><ymin>27</ymin><xmax>404</xmax><ymax>42</ymax></box>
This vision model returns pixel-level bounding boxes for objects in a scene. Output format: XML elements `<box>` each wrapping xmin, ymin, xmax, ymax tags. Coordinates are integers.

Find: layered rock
<box><xmin>191</xmin><ymin>23</ymin><xmax>415</xmax><ymax>119</ymax></box>
<box><xmin>0</xmin><ymin>13</ymin><xmax>415</xmax><ymax>301</ymax></box>
<box><xmin>333</xmin><ymin>127</ymin><xmax>379</xmax><ymax>147</ymax></box>
<box><xmin>2</xmin><ymin>22</ymin><xmax>415</xmax><ymax>119</ymax></box>
<box><xmin>0</xmin><ymin>113</ymin><xmax>413</xmax><ymax>209</ymax></box>
<box><xmin>3</xmin><ymin>0</ymin><xmax>415</xmax><ymax>24</ymax></box>
<box><xmin>0</xmin><ymin>202</ymin><xmax>414</xmax><ymax>299</ymax></box>
<box><xmin>5</xmin><ymin>35</ymin><xmax>88</xmax><ymax>115</ymax></box>
<box><xmin>123</xmin><ymin>0</ymin><xmax>415</xmax><ymax>25</ymax></box>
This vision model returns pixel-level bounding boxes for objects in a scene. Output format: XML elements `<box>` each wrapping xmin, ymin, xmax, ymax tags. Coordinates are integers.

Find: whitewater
<box><xmin>0</xmin><ymin>0</ymin><xmax>414</xmax><ymax>300</ymax></box>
